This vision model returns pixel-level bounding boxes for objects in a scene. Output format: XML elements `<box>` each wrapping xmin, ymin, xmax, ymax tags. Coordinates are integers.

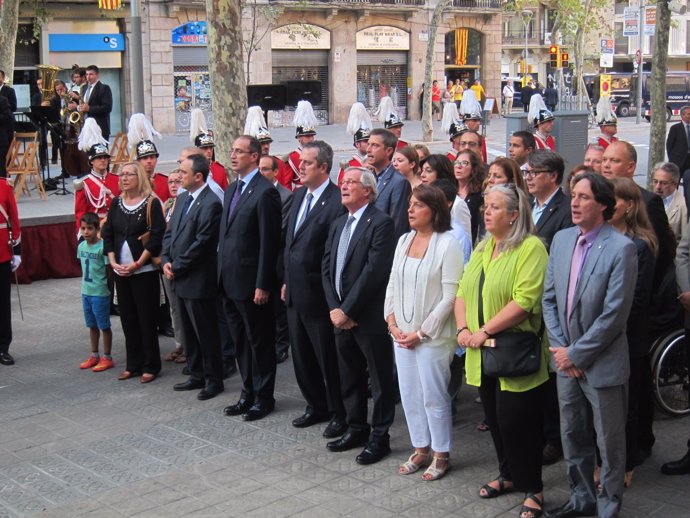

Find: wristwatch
<box><xmin>480</xmin><ymin>326</ymin><xmax>494</xmax><ymax>338</ymax></box>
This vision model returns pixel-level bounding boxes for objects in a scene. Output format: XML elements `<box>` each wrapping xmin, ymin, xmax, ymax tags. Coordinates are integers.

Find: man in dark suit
<box><xmin>367</xmin><ymin>128</ymin><xmax>411</xmax><ymax>238</ymax></box>
<box><xmin>283</xmin><ymin>141</ymin><xmax>347</xmax><ymax>437</ymax></box>
<box><xmin>526</xmin><ymin>150</ymin><xmax>573</xmax><ymax>251</ymax></box>
<box><xmin>666</xmin><ymin>105</ymin><xmax>690</xmax><ymax>209</ymax></box>
<box><xmin>218</xmin><ymin>135</ymin><xmax>282</xmax><ymax>421</ymax></box>
<box><xmin>259</xmin><ymin>155</ymin><xmax>292</xmax><ymax>363</ymax></box>
<box><xmin>0</xmin><ymin>70</ymin><xmax>17</xmax><ymax>114</ymax></box>
<box><xmin>525</xmin><ymin>149</ymin><xmax>573</xmax><ymax>466</ymax></box>
<box><xmin>162</xmin><ymin>153</ymin><xmax>224</xmax><ymax>400</ymax></box>
<box><xmin>80</xmin><ymin>65</ymin><xmax>113</xmax><ymax>141</ymax></box>
<box><xmin>322</xmin><ymin>167</ymin><xmax>397</xmax><ymax>465</ymax></box>
<box><xmin>543</xmin><ymin>173</ymin><xmax>637</xmax><ymax>518</ymax></box>
<box><xmin>602</xmin><ymin>140</ymin><xmax>676</xmax><ymax>285</ymax></box>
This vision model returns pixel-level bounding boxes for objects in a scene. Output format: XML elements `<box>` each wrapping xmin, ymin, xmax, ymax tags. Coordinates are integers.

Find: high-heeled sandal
<box><xmin>519</xmin><ymin>492</ymin><xmax>543</xmax><ymax>518</ymax></box>
<box><xmin>422</xmin><ymin>455</ymin><xmax>450</xmax><ymax>481</ymax></box>
<box><xmin>399</xmin><ymin>450</ymin><xmax>431</xmax><ymax>475</ymax></box>
<box><xmin>479</xmin><ymin>475</ymin><xmax>514</xmax><ymax>498</ymax></box>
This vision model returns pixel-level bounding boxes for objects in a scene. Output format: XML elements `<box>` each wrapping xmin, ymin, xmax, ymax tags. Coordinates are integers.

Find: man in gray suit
<box><xmin>163</xmin><ymin>153</ymin><xmax>224</xmax><ymax>401</ymax></box>
<box><xmin>542</xmin><ymin>173</ymin><xmax>637</xmax><ymax>518</ymax></box>
<box><xmin>367</xmin><ymin>128</ymin><xmax>411</xmax><ymax>238</ymax></box>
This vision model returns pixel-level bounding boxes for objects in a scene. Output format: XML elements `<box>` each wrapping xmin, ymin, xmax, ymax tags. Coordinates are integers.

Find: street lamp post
<box><xmin>521</xmin><ymin>10</ymin><xmax>533</xmax><ymax>85</ymax></box>
<box><xmin>636</xmin><ymin>3</ymin><xmax>645</xmax><ymax>124</ymax></box>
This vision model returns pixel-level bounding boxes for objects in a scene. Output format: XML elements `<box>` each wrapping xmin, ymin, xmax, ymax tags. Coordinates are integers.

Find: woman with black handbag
<box><xmin>454</xmin><ymin>183</ymin><xmax>549</xmax><ymax>518</ymax></box>
<box><xmin>102</xmin><ymin>161</ymin><xmax>165</xmax><ymax>384</ymax></box>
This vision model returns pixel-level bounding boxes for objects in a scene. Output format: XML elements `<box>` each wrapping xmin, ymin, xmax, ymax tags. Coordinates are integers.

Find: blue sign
<box><xmin>49</xmin><ymin>34</ymin><xmax>125</xmax><ymax>52</ymax></box>
<box><xmin>172</xmin><ymin>21</ymin><xmax>208</xmax><ymax>45</ymax></box>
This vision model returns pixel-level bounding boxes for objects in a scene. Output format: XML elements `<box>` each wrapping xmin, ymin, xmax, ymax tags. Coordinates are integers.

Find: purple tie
<box><xmin>566</xmin><ymin>236</ymin><xmax>587</xmax><ymax>322</ymax></box>
<box><xmin>227</xmin><ymin>180</ymin><xmax>244</xmax><ymax>221</ymax></box>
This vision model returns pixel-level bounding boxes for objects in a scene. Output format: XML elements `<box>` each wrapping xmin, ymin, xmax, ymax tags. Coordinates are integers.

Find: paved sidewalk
<box><xmin>0</xmin><ymin>277</ymin><xmax>688</xmax><ymax>517</ymax></box>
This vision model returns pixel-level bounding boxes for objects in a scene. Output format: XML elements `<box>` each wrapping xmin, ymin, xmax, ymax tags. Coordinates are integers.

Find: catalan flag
<box><xmin>98</xmin><ymin>0</ymin><xmax>122</xmax><ymax>10</ymax></box>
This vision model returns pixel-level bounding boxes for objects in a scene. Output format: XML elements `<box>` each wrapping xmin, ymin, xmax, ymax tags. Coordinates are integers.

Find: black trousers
<box><xmin>479</xmin><ymin>371</ymin><xmax>545</xmax><ymax>493</ymax></box>
<box><xmin>114</xmin><ymin>271</ymin><xmax>161</xmax><ymax>375</ymax></box>
<box><xmin>542</xmin><ymin>372</ymin><xmax>562</xmax><ymax>445</ymax></box>
<box><xmin>178</xmin><ymin>295</ymin><xmax>223</xmax><ymax>385</ymax></box>
<box><xmin>0</xmin><ymin>145</ymin><xmax>8</xmax><ymax>178</ymax></box>
<box><xmin>274</xmin><ymin>291</ymin><xmax>290</xmax><ymax>356</ymax></box>
<box><xmin>287</xmin><ymin>307</ymin><xmax>344</xmax><ymax>417</ymax></box>
<box><xmin>222</xmin><ymin>294</ymin><xmax>276</xmax><ymax>405</ymax></box>
<box><xmin>0</xmin><ymin>261</ymin><xmax>11</xmax><ymax>354</ymax></box>
<box><xmin>335</xmin><ymin>328</ymin><xmax>396</xmax><ymax>443</ymax></box>
<box><xmin>217</xmin><ymin>297</ymin><xmax>235</xmax><ymax>362</ymax></box>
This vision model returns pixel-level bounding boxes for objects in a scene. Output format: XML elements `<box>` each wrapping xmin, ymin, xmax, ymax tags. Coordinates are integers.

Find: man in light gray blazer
<box><xmin>542</xmin><ymin>173</ymin><xmax>637</xmax><ymax>518</ymax></box>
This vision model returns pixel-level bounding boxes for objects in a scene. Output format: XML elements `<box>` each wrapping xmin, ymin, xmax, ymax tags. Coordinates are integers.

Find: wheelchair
<box><xmin>649</xmin><ymin>328</ymin><xmax>689</xmax><ymax>416</ymax></box>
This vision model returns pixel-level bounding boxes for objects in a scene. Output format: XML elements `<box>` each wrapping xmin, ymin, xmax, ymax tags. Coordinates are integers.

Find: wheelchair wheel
<box><xmin>650</xmin><ymin>329</ymin><xmax>689</xmax><ymax>416</ymax></box>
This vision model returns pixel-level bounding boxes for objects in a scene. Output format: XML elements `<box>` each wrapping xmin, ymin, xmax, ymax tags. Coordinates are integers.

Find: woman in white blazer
<box><xmin>385</xmin><ymin>184</ymin><xmax>463</xmax><ymax>481</ymax></box>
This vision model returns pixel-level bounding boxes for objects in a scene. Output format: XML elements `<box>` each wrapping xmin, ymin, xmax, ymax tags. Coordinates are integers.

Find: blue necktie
<box><xmin>295</xmin><ymin>192</ymin><xmax>313</xmax><ymax>234</ymax></box>
<box><xmin>227</xmin><ymin>180</ymin><xmax>244</xmax><ymax>220</ymax></box>
<box><xmin>179</xmin><ymin>195</ymin><xmax>193</xmax><ymax>224</ymax></box>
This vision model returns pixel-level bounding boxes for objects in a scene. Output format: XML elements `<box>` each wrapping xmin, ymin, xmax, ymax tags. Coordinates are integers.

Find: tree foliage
<box><xmin>422</xmin><ymin>0</ymin><xmax>451</xmax><ymax>142</ymax></box>
<box><xmin>241</xmin><ymin>0</ymin><xmax>283</xmax><ymax>84</ymax></box>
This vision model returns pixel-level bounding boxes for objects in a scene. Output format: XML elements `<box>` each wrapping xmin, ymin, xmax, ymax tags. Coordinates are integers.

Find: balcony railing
<box><xmin>451</xmin><ymin>0</ymin><xmax>502</xmax><ymax>7</ymax></box>
<box><xmin>502</xmin><ymin>29</ymin><xmax>546</xmax><ymax>46</ymax></box>
<box><xmin>268</xmin><ymin>0</ymin><xmax>426</xmax><ymax>5</ymax></box>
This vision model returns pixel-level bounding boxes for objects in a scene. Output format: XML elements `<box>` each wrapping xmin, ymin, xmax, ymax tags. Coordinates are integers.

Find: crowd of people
<box><xmin>3</xmin><ymin>90</ymin><xmax>690</xmax><ymax>518</ymax></box>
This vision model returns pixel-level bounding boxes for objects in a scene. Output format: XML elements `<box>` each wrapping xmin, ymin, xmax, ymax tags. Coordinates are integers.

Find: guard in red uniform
<box><xmin>0</xmin><ymin>177</ymin><xmax>20</xmax><ymax>365</ymax></box>
<box><xmin>194</xmin><ymin>132</ymin><xmax>229</xmax><ymax>191</ymax></box>
<box><xmin>460</xmin><ymin>90</ymin><xmax>488</xmax><ymax>163</ymax></box>
<box><xmin>441</xmin><ymin>102</ymin><xmax>467</xmax><ymax>163</ymax></box>
<box><xmin>135</xmin><ymin>140</ymin><xmax>170</xmax><ymax>203</ymax></box>
<box><xmin>338</xmin><ymin>102</ymin><xmax>372</xmax><ymax>186</ymax></box>
<box><xmin>528</xmin><ymin>93</ymin><xmax>556</xmax><ymax>151</ymax></box>
<box><xmin>287</xmin><ymin>100</ymin><xmax>318</xmax><ymax>191</ymax></box>
<box><xmin>377</xmin><ymin>95</ymin><xmax>407</xmax><ymax>148</ymax></box>
<box><xmin>595</xmin><ymin>95</ymin><xmax>618</xmax><ymax>150</ymax></box>
<box><xmin>243</xmin><ymin>106</ymin><xmax>292</xmax><ymax>190</ymax></box>
<box><xmin>74</xmin><ymin>143</ymin><xmax>120</xmax><ymax>231</ymax></box>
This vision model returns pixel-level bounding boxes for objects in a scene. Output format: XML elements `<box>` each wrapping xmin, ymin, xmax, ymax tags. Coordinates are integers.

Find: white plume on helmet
<box><xmin>460</xmin><ymin>89</ymin><xmax>482</xmax><ymax>117</ymax></box>
<box><xmin>375</xmin><ymin>96</ymin><xmax>395</xmax><ymax>123</ymax></box>
<box><xmin>346</xmin><ymin>102</ymin><xmax>372</xmax><ymax>136</ymax></box>
<box><xmin>441</xmin><ymin>102</ymin><xmax>461</xmax><ymax>135</ymax></box>
<box><xmin>244</xmin><ymin>106</ymin><xmax>268</xmax><ymax>137</ymax></box>
<box><xmin>596</xmin><ymin>96</ymin><xmax>618</xmax><ymax>126</ymax></box>
<box><xmin>78</xmin><ymin>118</ymin><xmax>108</xmax><ymax>152</ymax></box>
<box><xmin>293</xmin><ymin>100</ymin><xmax>318</xmax><ymax>129</ymax></box>
<box><xmin>127</xmin><ymin>113</ymin><xmax>161</xmax><ymax>151</ymax></box>
<box><xmin>189</xmin><ymin>108</ymin><xmax>209</xmax><ymax>142</ymax></box>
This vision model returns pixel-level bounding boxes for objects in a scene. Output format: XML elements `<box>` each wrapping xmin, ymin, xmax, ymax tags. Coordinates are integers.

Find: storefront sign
<box><xmin>357</xmin><ymin>26</ymin><xmax>410</xmax><ymax>51</ymax></box>
<box><xmin>49</xmin><ymin>34</ymin><xmax>125</xmax><ymax>52</ymax></box>
<box><xmin>172</xmin><ymin>22</ymin><xmax>208</xmax><ymax>45</ymax></box>
<box><xmin>271</xmin><ymin>24</ymin><xmax>331</xmax><ymax>50</ymax></box>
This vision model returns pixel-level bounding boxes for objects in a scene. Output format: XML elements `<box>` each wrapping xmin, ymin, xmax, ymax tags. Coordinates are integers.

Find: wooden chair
<box><xmin>7</xmin><ymin>132</ymin><xmax>46</xmax><ymax>201</ymax></box>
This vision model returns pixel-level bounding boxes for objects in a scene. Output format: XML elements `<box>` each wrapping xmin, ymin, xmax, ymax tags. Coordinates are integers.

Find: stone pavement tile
<box><xmin>0</xmin><ymin>505</ymin><xmax>19</xmax><ymax>518</ymax></box>
<box><xmin>289</xmin><ymin>505</ymin><xmax>346</xmax><ymax>518</ymax></box>
<box><xmin>134</xmin><ymin>496</ymin><xmax>211</xmax><ymax>517</ymax></box>
<box><xmin>347</xmin><ymin>505</ymin><xmax>397</xmax><ymax>518</ymax></box>
<box><xmin>242</xmin><ymin>495</ymin><xmax>313</xmax><ymax>518</ymax></box>
<box><xmin>399</xmin><ymin>502</ymin><xmax>452</xmax><ymax>518</ymax></box>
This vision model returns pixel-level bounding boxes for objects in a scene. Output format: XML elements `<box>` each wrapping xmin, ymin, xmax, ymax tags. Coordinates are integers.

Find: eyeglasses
<box><xmin>341</xmin><ymin>179</ymin><xmax>362</xmax><ymax>186</ymax></box>
<box><xmin>168</xmin><ymin>179</ymin><xmax>182</xmax><ymax>185</ymax></box>
<box><xmin>259</xmin><ymin>167</ymin><xmax>276</xmax><ymax>173</ymax></box>
<box><xmin>523</xmin><ymin>169</ymin><xmax>552</xmax><ymax>178</ymax></box>
<box><xmin>121</xmin><ymin>173</ymin><xmax>138</xmax><ymax>178</ymax></box>
<box><xmin>459</xmin><ymin>141</ymin><xmax>479</xmax><ymax>148</ymax></box>
<box><xmin>230</xmin><ymin>148</ymin><xmax>252</xmax><ymax>155</ymax></box>
<box><xmin>454</xmin><ymin>160</ymin><xmax>470</xmax><ymax>167</ymax></box>
<box><xmin>652</xmin><ymin>179</ymin><xmax>672</xmax><ymax>187</ymax></box>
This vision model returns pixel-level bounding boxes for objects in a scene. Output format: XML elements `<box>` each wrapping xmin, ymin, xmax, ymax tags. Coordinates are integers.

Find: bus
<box><xmin>583</xmin><ymin>73</ymin><xmax>635</xmax><ymax>117</ymax></box>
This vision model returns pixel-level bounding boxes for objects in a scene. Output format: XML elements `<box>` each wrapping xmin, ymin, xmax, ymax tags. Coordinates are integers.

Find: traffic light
<box><xmin>561</xmin><ymin>52</ymin><xmax>569</xmax><ymax>68</ymax></box>
<box><xmin>549</xmin><ymin>45</ymin><xmax>559</xmax><ymax>67</ymax></box>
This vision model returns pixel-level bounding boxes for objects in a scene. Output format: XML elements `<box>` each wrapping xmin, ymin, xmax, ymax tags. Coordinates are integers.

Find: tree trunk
<box><xmin>649</xmin><ymin>1</ymin><xmax>670</xmax><ymax>188</ymax></box>
<box><xmin>205</xmin><ymin>0</ymin><xmax>247</xmax><ymax>177</ymax></box>
<box><xmin>0</xmin><ymin>0</ymin><xmax>21</xmax><ymax>80</ymax></box>
<box><xmin>422</xmin><ymin>0</ymin><xmax>451</xmax><ymax>142</ymax></box>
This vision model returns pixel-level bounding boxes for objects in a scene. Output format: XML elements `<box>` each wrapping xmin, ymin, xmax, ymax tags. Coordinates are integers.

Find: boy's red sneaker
<box><xmin>80</xmin><ymin>356</ymin><xmax>99</xmax><ymax>369</ymax></box>
<box><xmin>92</xmin><ymin>357</ymin><xmax>114</xmax><ymax>372</ymax></box>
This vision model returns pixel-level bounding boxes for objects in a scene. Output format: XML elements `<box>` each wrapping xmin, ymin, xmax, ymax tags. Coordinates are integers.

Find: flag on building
<box><xmin>98</xmin><ymin>0</ymin><xmax>122</xmax><ymax>10</ymax></box>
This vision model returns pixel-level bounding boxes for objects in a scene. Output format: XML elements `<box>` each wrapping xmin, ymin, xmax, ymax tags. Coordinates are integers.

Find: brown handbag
<box><xmin>137</xmin><ymin>196</ymin><xmax>162</xmax><ymax>267</ymax></box>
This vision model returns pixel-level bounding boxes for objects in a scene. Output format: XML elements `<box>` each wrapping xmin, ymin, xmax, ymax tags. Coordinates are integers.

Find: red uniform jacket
<box><xmin>337</xmin><ymin>154</ymin><xmax>367</xmax><ymax>186</ymax></box>
<box><xmin>447</xmin><ymin>149</ymin><xmax>458</xmax><ymax>162</ymax></box>
<box><xmin>597</xmin><ymin>135</ymin><xmax>618</xmax><ymax>150</ymax></box>
<box><xmin>286</xmin><ymin>149</ymin><xmax>303</xmax><ymax>191</ymax></box>
<box><xmin>397</xmin><ymin>139</ymin><xmax>408</xmax><ymax>150</ymax></box>
<box><xmin>0</xmin><ymin>179</ymin><xmax>20</xmax><ymax>263</ymax></box>
<box><xmin>152</xmin><ymin>172</ymin><xmax>171</xmax><ymax>203</ymax></box>
<box><xmin>210</xmin><ymin>161</ymin><xmax>229</xmax><ymax>191</ymax></box>
<box><xmin>74</xmin><ymin>172</ymin><xmax>120</xmax><ymax>229</ymax></box>
<box><xmin>534</xmin><ymin>133</ymin><xmax>556</xmax><ymax>151</ymax></box>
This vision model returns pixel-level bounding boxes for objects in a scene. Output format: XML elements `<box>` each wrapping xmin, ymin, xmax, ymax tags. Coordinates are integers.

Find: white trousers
<box><xmin>395</xmin><ymin>343</ymin><xmax>453</xmax><ymax>452</ymax></box>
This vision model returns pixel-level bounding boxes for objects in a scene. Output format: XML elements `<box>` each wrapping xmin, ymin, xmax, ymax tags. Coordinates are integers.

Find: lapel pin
<box><xmin>321</xmin><ymin>201</ymin><xmax>325</xmax><ymax>205</ymax></box>
<box><xmin>367</xmin><ymin>218</ymin><xmax>371</xmax><ymax>223</ymax></box>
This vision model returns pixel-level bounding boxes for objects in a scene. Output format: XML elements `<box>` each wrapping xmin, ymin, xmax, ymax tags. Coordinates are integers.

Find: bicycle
<box><xmin>649</xmin><ymin>328</ymin><xmax>689</xmax><ymax>416</ymax></box>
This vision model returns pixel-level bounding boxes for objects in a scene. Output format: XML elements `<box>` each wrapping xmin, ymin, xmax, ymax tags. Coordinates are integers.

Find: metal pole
<box><xmin>130</xmin><ymin>0</ymin><xmax>145</xmax><ymax>114</ymax></box>
<box><xmin>521</xmin><ymin>10</ymin><xmax>532</xmax><ymax>87</ymax></box>
<box><xmin>636</xmin><ymin>3</ymin><xmax>644</xmax><ymax>125</ymax></box>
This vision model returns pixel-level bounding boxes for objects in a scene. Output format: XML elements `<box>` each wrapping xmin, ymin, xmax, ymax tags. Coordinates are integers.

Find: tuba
<box><xmin>36</xmin><ymin>64</ymin><xmax>62</xmax><ymax>102</ymax></box>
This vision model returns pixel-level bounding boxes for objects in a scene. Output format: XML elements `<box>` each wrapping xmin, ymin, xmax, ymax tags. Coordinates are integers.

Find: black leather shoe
<box><xmin>173</xmin><ymin>378</ymin><xmax>205</xmax><ymax>391</ymax></box>
<box><xmin>661</xmin><ymin>450</ymin><xmax>690</xmax><ymax>475</ymax></box>
<box><xmin>356</xmin><ymin>441</ymin><xmax>391</xmax><ymax>465</ymax></box>
<box><xmin>198</xmin><ymin>384</ymin><xmax>224</xmax><ymax>401</ymax></box>
<box><xmin>276</xmin><ymin>350</ymin><xmax>289</xmax><ymax>364</ymax></box>
<box><xmin>158</xmin><ymin>325</ymin><xmax>175</xmax><ymax>337</ymax></box>
<box><xmin>327</xmin><ymin>431</ymin><xmax>369</xmax><ymax>452</ymax></box>
<box><xmin>182</xmin><ymin>366</ymin><xmax>191</xmax><ymax>376</ymax></box>
<box><xmin>292</xmin><ymin>412</ymin><xmax>329</xmax><ymax>428</ymax></box>
<box><xmin>242</xmin><ymin>402</ymin><xmax>274</xmax><ymax>421</ymax></box>
<box><xmin>544</xmin><ymin>501</ymin><xmax>596</xmax><ymax>518</ymax></box>
<box><xmin>542</xmin><ymin>441</ymin><xmax>563</xmax><ymax>465</ymax></box>
<box><xmin>323</xmin><ymin>417</ymin><xmax>347</xmax><ymax>438</ymax></box>
<box><xmin>0</xmin><ymin>352</ymin><xmax>14</xmax><ymax>365</ymax></box>
<box><xmin>224</xmin><ymin>399</ymin><xmax>253</xmax><ymax>416</ymax></box>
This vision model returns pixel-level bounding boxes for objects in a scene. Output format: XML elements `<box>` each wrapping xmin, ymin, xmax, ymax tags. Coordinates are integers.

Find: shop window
<box><xmin>356</xmin><ymin>63</ymin><xmax>408</xmax><ymax>120</ymax></box>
